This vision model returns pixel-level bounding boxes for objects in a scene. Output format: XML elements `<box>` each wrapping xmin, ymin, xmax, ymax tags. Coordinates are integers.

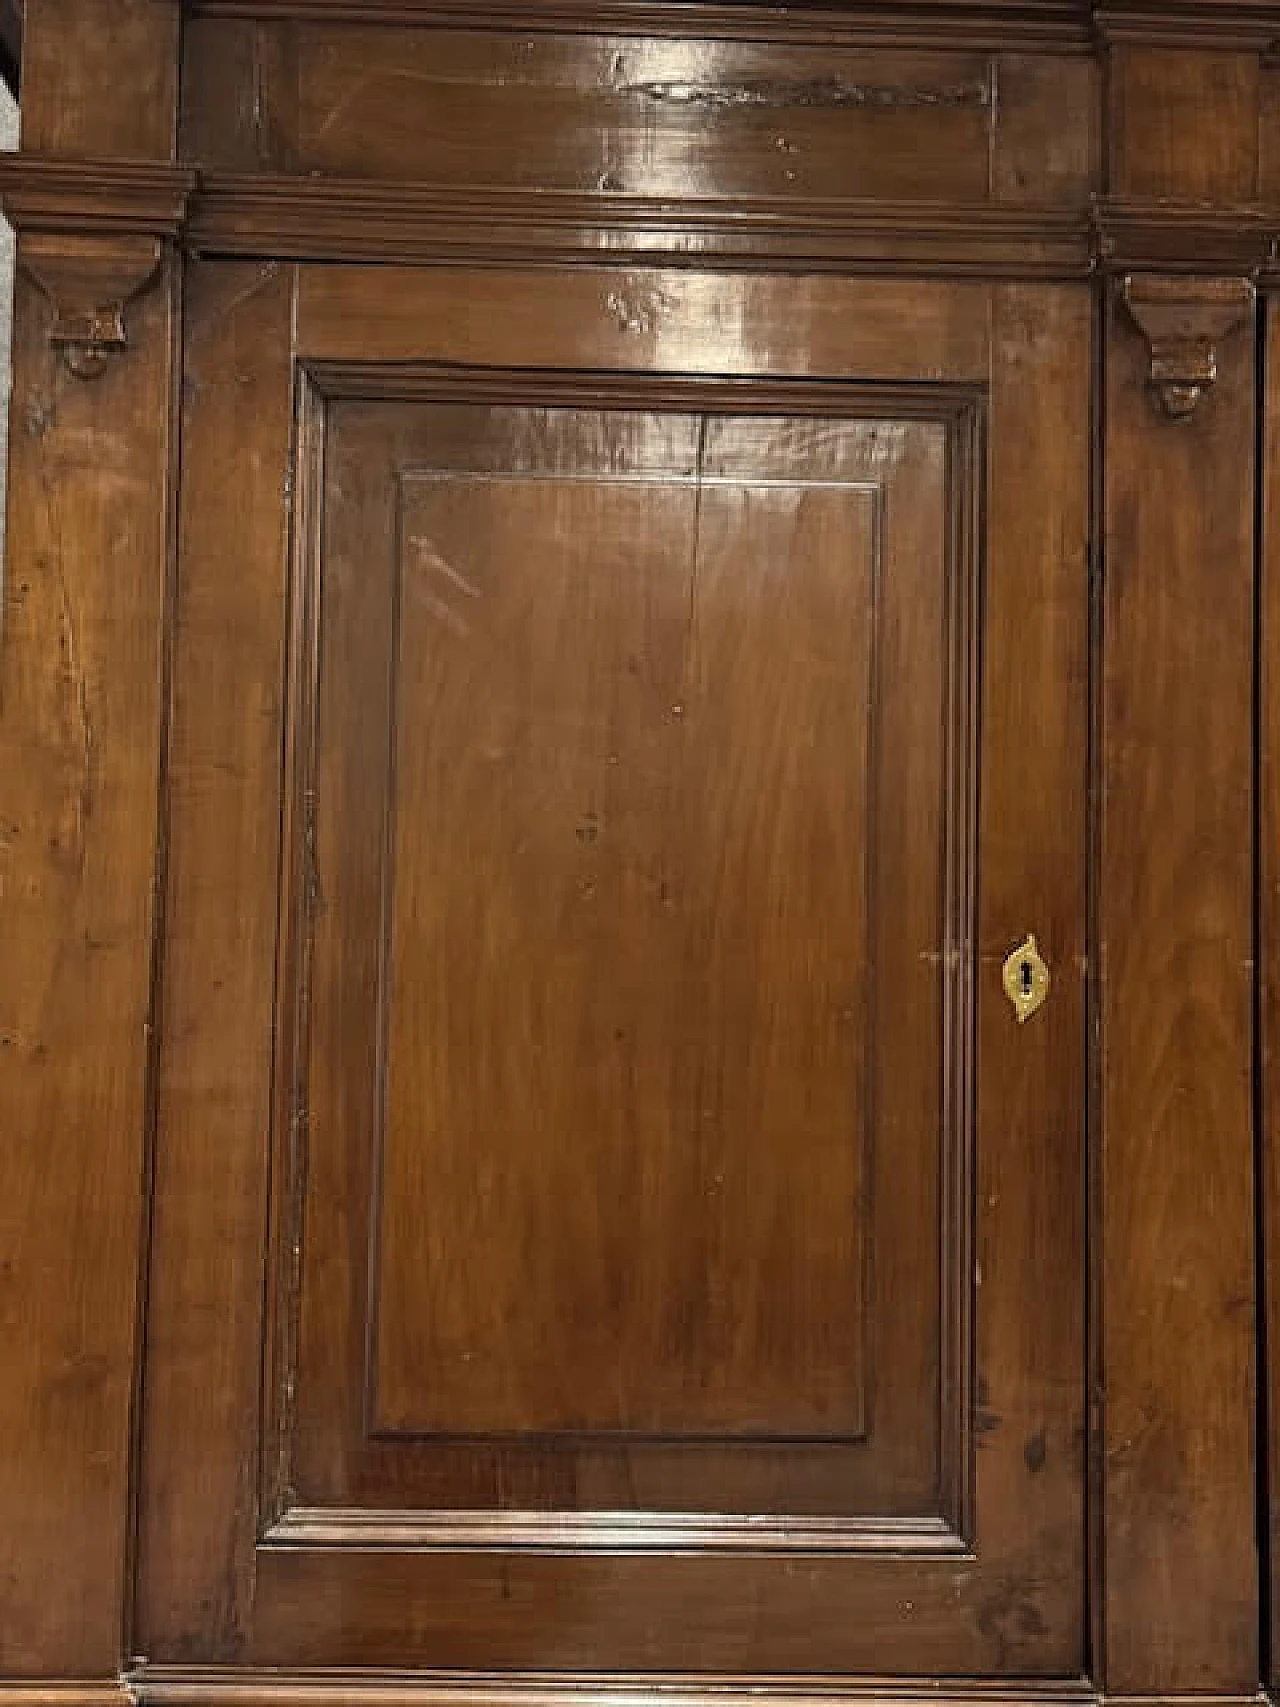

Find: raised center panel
<box><xmin>272</xmin><ymin>381</ymin><xmax>977</xmax><ymax>1554</ymax></box>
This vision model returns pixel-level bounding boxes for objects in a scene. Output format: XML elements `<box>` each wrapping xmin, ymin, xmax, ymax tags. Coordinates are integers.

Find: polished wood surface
<box><xmin>1102</xmin><ymin>276</ymin><xmax>1258</xmax><ymax>1694</ymax></box>
<box><xmin>1101</xmin><ymin>52</ymin><xmax>1260</xmax><ymax>1691</ymax></box>
<box><xmin>132</xmin><ymin>258</ymin><xmax>298</xmax><ymax>1661</ymax></box>
<box><xmin>361</xmin><ymin>408</ymin><xmax>889</xmax><ymax>1443</ymax></box>
<box><xmin>0</xmin><ymin>266</ymin><xmax>176</xmax><ymax>1682</ymax></box>
<box><xmin>0</xmin><ymin>7</ymin><xmax>180</xmax><ymax>1678</ymax></box>
<box><xmin>0</xmin><ymin>3</ymin><xmax>1274</xmax><ymax>1705</ymax></box>
<box><xmin>1266</xmin><ymin>300</ymin><xmax>1280</xmax><ymax>1697</ymax></box>
<box><xmin>133</xmin><ymin>266</ymin><xmax>1085</xmax><ymax>1674</ymax></box>
<box><xmin>180</xmin><ymin>24</ymin><xmax>1094</xmax><ymax>206</ymax></box>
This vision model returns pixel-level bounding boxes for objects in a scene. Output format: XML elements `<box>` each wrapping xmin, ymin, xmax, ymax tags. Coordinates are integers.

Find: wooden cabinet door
<box><xmin>136</xmin><ymin>263</ymin><xmax>1089</xmax><ymax>1680</ymax></box>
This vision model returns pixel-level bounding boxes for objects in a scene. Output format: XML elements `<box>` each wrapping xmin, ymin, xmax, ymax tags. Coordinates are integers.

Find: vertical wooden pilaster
<box><xmin>0</xmin><ymin>0</ymin><xmax>181</xmax><ymax>1685</ymax></box>
<box><xmin>1098</xmin><ymin>40</ymin><xmax>1263</xmax><ymax>1695</ymax></box>
<box><xmin>1101</xmin><ymin>269</ymin><xmax>1259</xmax><ymax>1694</ymax></box>
<box><xmin>1264</xmin><ymin>285</ymin><xmax>1280</xmax><ymax>1703</ymax></box>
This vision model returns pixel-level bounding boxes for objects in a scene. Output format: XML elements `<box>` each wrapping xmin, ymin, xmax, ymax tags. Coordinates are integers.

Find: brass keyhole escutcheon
<box><xmin>1002</xmin><ymin>934</ymin><xmax>1050</xmax><ymax>1025</ymax></box>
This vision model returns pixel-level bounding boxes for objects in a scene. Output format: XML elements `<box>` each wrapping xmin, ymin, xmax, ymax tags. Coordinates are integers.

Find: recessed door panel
<box><xmin>286</xmin><ymin>389</ymin><xmax>966</xmax><ymax>1542</ymax></box>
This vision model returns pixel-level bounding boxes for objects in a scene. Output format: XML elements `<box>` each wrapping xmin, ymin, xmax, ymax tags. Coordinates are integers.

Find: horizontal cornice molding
<box><xmin>13</xmin><ymin>155</ymin><xmax>1280</xmax><ymax>280</ymax></box>
<box><xmin>0</xmin><ymin>158</ymin><xmax>196</xmax><ymax>376</ymax></box>
<box><xmin>1094</xmin><ymin>3</ymin><xmax>1280</xmax><ymax>46</ymax></box>
<box><xmin>186</xmin><ymin>1</ymin><xmax>1097</xmax><ymax>50</ymax></box>
<box><xmin>1093</xmin><ymin>197</ymin><xmax>1277</xmax><ymax>274</ymax></box>
<box><xmin>184</xmin><ymin>0</ymin><xmax>1280</xmax><ymax>49</ymax></box>
<box><xmin>187</xmin><ymin>173</ymin><xmax>1094</xmax><ymax>276</ymax></box>
<box><xmin>0</xmin><ymin>156</ymin><xmax>196</xmax><ymax>239</ymax></box>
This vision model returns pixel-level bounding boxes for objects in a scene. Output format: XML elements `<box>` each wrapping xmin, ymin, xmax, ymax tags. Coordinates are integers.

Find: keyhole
<box><xmin>1003</xmin><ymin>935</ymin><xmax>1048</xmax><ymax>1024</ymax></box>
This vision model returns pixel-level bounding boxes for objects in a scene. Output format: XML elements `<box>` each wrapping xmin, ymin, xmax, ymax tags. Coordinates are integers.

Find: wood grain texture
<box><xmin>125</xmin><ymin>257</ymin><xmax>1088</xmax><ymax>1674</ymax></box>
<box><xmin>1263</xmin><ymin>294</ymin><xmax>1280</xmax><ymax>1692</ymax></box>
<box><xmin>297</xmin><ymin>267</ymin><xmax>992</xmax><ymax>377</ymax></box>
<box><xmin>974</xmin><ymin>281</ymin><xmax>1091</xmax><ymax>1651</ymax></box>
<box><xmin>1107</xmin><ymin>46</ymin><xmax>1261</xmax><ymax>202</ymax></box>
<box><xmin>286</xmin><ymin>387</ymin><xmax>969</xmax><ymax>1537</ymax></box>
<box><xmin>243</xmin><ymin>1540</ymin><xmax>1082</xmax><ymax>1673</ymax></box>
<box><xmin>991</xmin><ymin>52</ymin><xmax>1099</xmax><ymax>203</ymax></box>
<box><xmin>178</xmin><ymin>0</ymin><xmax>1280</xmax><ymax>51</ymax></box>
<box><xmin>133</xmin><ymin>262</ymin><xmax>297</xmax><ymax>1662</ymax></box>
<box><xmin>1101</xmin><ymin>278</ymin><xmax>1258</xmax><ymax>1691</ymax></box>
<box><xmin>1261</xmin><ymin>62</ymin><xmax>1280</xmax><ymax>204</ymax></box>
<box><xmin>128</xmin><ymin>1677</ymin><xmax>1104</xmax><ymax>1707</ymax></box>
<box><xmin>376</xmin><ymin>418</ymin><xmax>880</xmax><ymax>1441</ymax></box>
<box><xmin>21</xmin><ymin>0</ymin><xmax>180</xmax><ymax>158</ymax></box>
<box><xmin>180</xmin><ymin>18</ymin><xmax>301</xmax><ymax>172</ymax></box>
<box><xmin>180</xmin><ymin>21</ymin><xmax>1102</xmax><ymax>214</ymax></box>
<box><xmin>0</xmin><ymin>2</ymin><xmax>182</xmax><ymax>1684</ymax></box>
<box><xmin>12</xmin><ymin>5</ymin><xmax>1267</xmax><ymax>1694</ymax></box>
<box><xmin>294</xmin><ymin>33</ymin><xmax>993</xmax><ymax>200</ymax></box>
<box><xmin>0</xmin><ymin>267</ymin><xmax>176</xmax><ymax>1675</ymax></box>
<box><xmin>0</xmin><ymin>1691</ymin><xmax>132</xmax><ymax>1707</ymax></box>
<box><xmin>185</xmin><ymin>176</ymin><xmax>1095</xmax><ymax>276</ymax></box>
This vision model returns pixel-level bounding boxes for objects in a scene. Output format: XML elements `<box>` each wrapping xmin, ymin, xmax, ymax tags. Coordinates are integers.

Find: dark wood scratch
<box><xmin>621</xmin><ymin>76</ymin><xmax>993</xmax><ymax>111</ymax></box>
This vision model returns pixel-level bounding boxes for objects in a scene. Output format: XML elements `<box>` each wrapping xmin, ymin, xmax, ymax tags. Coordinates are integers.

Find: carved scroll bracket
<box><xmin>20</xmin><ymin>231</ymin><xmax>164</xmax><ymax>378</ymax></box>
<box><xmin>1121</xmin><ymin>274</ymin><xmax>1255</xmax><ymax>420</ymax></box>
<box><xmin>0</xmin><ymin>156</ymin><xmax>195</xmax><ymax>378</ymax></box>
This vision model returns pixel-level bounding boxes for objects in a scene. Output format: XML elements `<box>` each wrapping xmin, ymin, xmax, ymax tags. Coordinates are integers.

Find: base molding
<box><xmin>133</xmin><ymin>1683</ymin><xmax>1091</xmax><ymax>1707</ymax></box>
<box><xmin>4</xmin><ymin>1680</ymin><xmax>1269</xmax><ymax>1707</ymax></box>
<box><xmin>0</xmin><ymin>1688</ymin><xmax>132</xmax><ymax>1707</ymax></box>
<box><xmin>119</xmin><ymin>1677</ymin><xmax>1273</xmax><ymax>1707</ymax></box>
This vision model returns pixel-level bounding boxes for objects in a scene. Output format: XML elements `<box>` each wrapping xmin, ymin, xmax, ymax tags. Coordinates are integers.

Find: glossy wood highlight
<box><xmin>1108</xmin><ymin>47</ymin><xmax>1262</xmax><ymax>202</ymax></box>
<box><xmin>133</xmin><ymin>261</ymin><xmax>298</xmax><ymax>1663</ymax></box>
<box><xmin>4</xmin><ymin>4</ymin><xmax>1280</xmax><ymax>1701</ymax></box>
<box><xmin>0</xmin><ymin>1</ymin><xmax>183</xmax><ymax>1673</ymax></box>
<box><xmin>21</xmin><ymin>0</ymin><xmax>179</xmax><ymax>158</ymax></box>
<box><xmin>1100</xmin><ymin>276</ymin><xmax>1258</xmax><ymax>1692</ymax></box>
<box><xmin>125</xmin><ymin>257</ymin><xmax>1089</xmax><ymax>1676</ymax></box>
<box><xmin>0</xmin><ymin>269</ymin><xmax>176</xmax><ymax>1676</ymax></box>
<box><xmin>282</xmin><ymin>383</ymin><xmax>976</xmax><ymax>1545</ymax></box>
<box><xmin>1261</xmin><ymin>288</ymin><xmax>1280</xmax><ymax>1692</ymax></box>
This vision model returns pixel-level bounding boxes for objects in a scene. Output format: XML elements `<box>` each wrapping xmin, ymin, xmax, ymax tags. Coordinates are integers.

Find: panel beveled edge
<box><xmin>367</xmin><ymin>454</ymin><xmax>882</xmax><ymax>1449</ymax></box>
<box><xmin>258</xmin><ymin>365</ymin><xmax>328</xmax><ymax>1536</ymax></box>
<box><xmin>258</xmin><ymin>1507</ymin><xmax>970</xmax><ymax>1556</ymax></box>
<box><xmin>299</xmin><ymin>365</ymin><xmax>986</xmax><ymax>419</ymax></box>
<box><xmin>259</xmin><ymin>361</ymin><xmax>986</xmax><ymax>1559</ymax></box>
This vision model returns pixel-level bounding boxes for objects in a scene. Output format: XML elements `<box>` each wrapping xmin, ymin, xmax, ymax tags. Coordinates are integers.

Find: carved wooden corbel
<box><xmin>0</xmin><ymin>156</ymin><xmax>195</xmax><ymax>378</ymax></box>
<box><xmin>18</xmin><ymin>230</ymin><xmax>164</xmax><ymax>378</ymax></box>
<box><xmin>1121</xmin><ymin>274</ymin><xmax>1254</xmax><ymax>421</ymax></box>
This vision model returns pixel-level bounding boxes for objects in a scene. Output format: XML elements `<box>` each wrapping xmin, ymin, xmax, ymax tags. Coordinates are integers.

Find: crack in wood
<box><xmin>620</xmin><ymin>76</ymin><xmax>993</xmax><ymax>110</ymax></box>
